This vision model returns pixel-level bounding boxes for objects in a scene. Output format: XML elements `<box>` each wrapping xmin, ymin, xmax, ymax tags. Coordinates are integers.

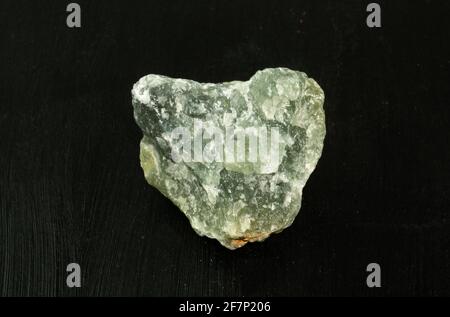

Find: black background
<box><xmin>1</xmin><ymin>0</ymin><xmax>449</xmax><ymax>296</ymax></box>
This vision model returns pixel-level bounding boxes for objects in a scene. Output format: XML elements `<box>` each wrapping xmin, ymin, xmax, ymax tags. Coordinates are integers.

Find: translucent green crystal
<box><xmin>132</xmin><ymin>68</ymin><xmax>325</xmax><ymax>249</ymax></box>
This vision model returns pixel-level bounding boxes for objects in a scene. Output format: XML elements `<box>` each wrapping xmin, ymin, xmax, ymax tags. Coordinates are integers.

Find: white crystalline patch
<box><xmin>161</xmin><ymin>131</ymin><xmax>176</xmax><ymax>148</ymax></box>
<box><xmin>223</xmin><ymin>200</ymin><xmax>249</xmax><ymax>236</ymax></box>
<box><xmin>202</xmin><ymin>184</ymin><xmax>220</xmax><ymax>205</ymax></box>
<box><xmin>164</xmin><ymin>179</ymin><xmax>178</xmax><ymax>195</ymax></box>
<box><xmin>193</xmin><ymin>102</ymin><xmax>207</xmax><ymax>114</ymax></box>
<box><xmin>261</xmin><ymin>99</ymin><xmax>276</xmax><ymax>120</ymax></box>
<box><xmin>173</xmin><ymin>79</ymin><xmax>190</xmax><ymax>92</ymax></box>
<box><xmin>190</xmin><ymin>217</ymin><xmax>207</xmax><ymax>236</ymax></box>
<box><xmin>259</xmin><ymin>180</ymin><xmax>268</xmax><ymax>191</ymax></box>
<box><xmin>175</xmin><ymin>95</ymin><xmax>185</xmax><ymax>113</ymax></box>
<box><xmin>283</xmin><ymin>194</ymin><xmax>292</xmax><ymax>207</ymax></box>
<box><xmin>292</xmin><ymin>104</ymin><xmax>308</xmax><ymax>128</ymax></box>
<box><xmin>274</xmin><ymin>97</ymin><xmax>290</xmax><ymax>122</ymax></box>
<box><xmin>222</xmin><ymin>86</ymin><xmax>234</xmax><ymax>99</ymax></box>
<box><xmin>176</xmin><ymin>102</ymin><xmax>183</xmax><ymax>113</ymax></box>
<box><xmin>176</xmin><ymin>196</ymin><xmax>188</xmax><ymax>212</ymax></box>
<box><xmin>223</xmin><ymin>111</ymin><xmax>236</xmax><ymax>126</ymax></box>
<box><xmin>147</xmin><ymin>75</ymin><xmax>166</xmax><ymax>87</ymax></box>
<box><xmin>235</xmin><ymin>81</ymin><xmax>250</xmax><ymax>102</ymax></box>
<box><xmin>223</xmin><ymin>220</ymin><xmax>240</xmax><ymax>237</ymax></box>
<box><xmin>240</xmin><ymin>214</ymin><xmax>253</xmax><ymax>232</ymax></box>
<box><xmin>261</xmin><ymin>95</ymin><xmax>290</xmax><ymax>122</ymax></box>
<box><xmin>158</xmin><ymin>95</ymin><xmax>167</xmax><ymax>104</ymax></box>
<box><xmin>160</xmin><ymin>108</ymin><xmax>169</xmax><ymax>119</ymax></box>
<box><xmin>135</xmin><ymin>87</ymin><xmax>150</xmax><ymax>104</ymax></box>
<box><xmin>133</xmin><ymin>75</ymin><xmax>167</xmax><ymax>104</ymax></box>
<box><xmin>269</xmin><ymin>172</ymin><xmax>288</xmax><ymax>191</ymax></box>
<box><xmin>304</xmin><ymin>161</ymin><xmax>314</xmax><ymax>174</ymax></box>
<box><xmin>276</xmin><ymin>172</ymin><xmax>289</xmax><ymax>183</ymax></box>
<box><xmin>276</xmin><ymin>77</ymin><xmax>300</xmax><ymax>101</ymax></box>
<box><xmin>259</xmin><ymin>152</ymin><xmax>281</xmax><ymax>174</ymax></box>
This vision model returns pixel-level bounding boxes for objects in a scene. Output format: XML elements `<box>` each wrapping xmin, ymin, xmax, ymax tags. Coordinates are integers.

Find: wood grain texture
<box><xmin>0</xmin><ymin>0</ymin><xmax>449</xmax><ymax>296</ymax></box>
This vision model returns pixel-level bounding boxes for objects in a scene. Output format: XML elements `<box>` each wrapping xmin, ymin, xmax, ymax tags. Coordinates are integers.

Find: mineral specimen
<box><xmin>132</xmin><ymin>68</ymin><xmax>325</xmax><ymax>249</ymax></box>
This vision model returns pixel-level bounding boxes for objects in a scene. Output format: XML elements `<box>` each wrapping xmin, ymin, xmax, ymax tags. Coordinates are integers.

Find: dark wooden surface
<box><xmin>0</xmin><ymin>0</ymin><xmax>449</xmax><ymax>296</ymax></box>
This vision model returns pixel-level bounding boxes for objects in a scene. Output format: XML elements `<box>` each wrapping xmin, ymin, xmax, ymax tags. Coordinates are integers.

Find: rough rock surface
<box><xmin>132</xmin><ymin>68</ymin><xmax>325</xmax><ymax>249</ymax></box>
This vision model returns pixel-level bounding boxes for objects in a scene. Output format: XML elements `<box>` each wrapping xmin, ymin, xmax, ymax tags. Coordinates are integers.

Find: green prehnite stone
<box><xmin>132</xmin><ymin>68</ymin><xmax>325</xmax><ymax>249</ymax></box>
